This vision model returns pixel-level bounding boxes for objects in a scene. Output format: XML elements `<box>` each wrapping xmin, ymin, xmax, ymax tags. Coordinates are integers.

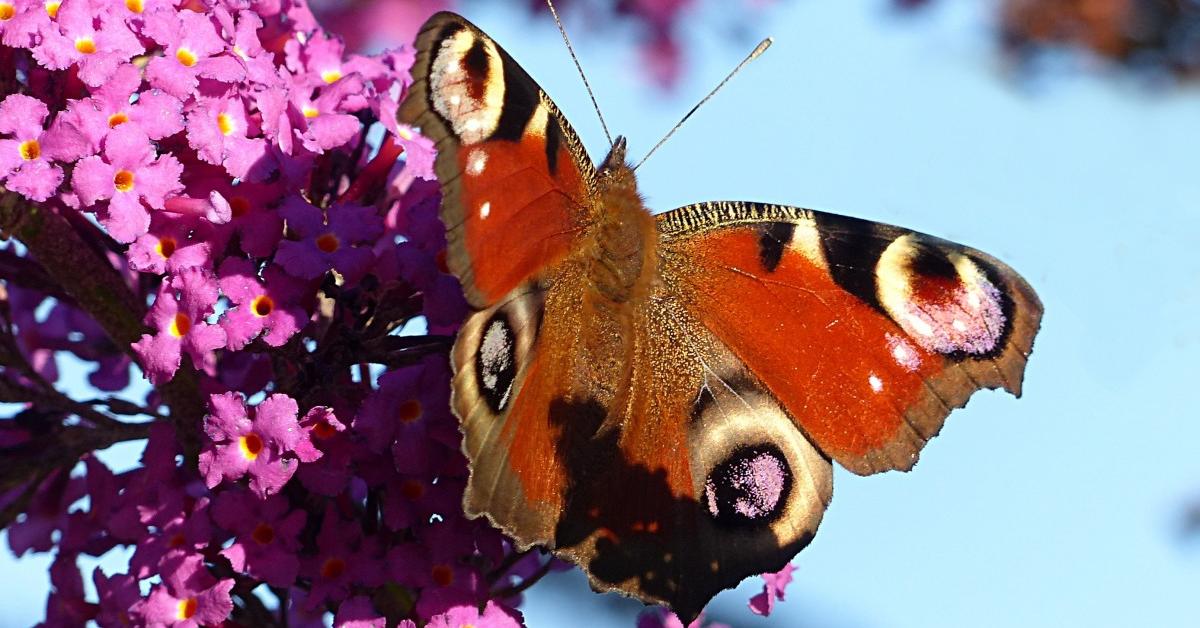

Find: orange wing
<box><xmin>399</xmin><ymin>12</ymin><xmax>595</xmax><ymax>307</ymax></box>
<box><xmin>658</xmin><ymin>202</ymin><xmax>1042</xmax><ymax>475</ymax></box>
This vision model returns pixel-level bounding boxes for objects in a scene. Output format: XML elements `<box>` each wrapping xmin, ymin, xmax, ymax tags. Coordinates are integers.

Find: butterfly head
<box><xmin>596</xmin><ymin>136</ymin><xmax>640</xmax><ymax>203</ymax></box>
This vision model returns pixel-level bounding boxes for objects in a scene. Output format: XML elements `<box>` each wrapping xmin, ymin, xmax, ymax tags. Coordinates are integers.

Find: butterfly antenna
<box><xmin>634</xmin><ymin>37</ymin><xmax>773</xmax><ymax>171</ymax></box>
<box><xmin>545</xmin><ymin>0</ymin><xmax>614</xmax><ymax>147</ymax></box>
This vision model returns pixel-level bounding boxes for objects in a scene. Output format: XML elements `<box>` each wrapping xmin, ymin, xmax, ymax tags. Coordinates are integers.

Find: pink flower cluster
<box><xmin>0</xmin><ymin>0</ymin><xmax>794</xmax><ymax>625</ymax></box>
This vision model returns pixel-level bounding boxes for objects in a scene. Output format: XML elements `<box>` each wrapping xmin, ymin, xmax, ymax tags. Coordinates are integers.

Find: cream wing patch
<box><xmin>429</xmin><ymin>29</ymin><xmax>505</xmax><ymax>145</ymax></box>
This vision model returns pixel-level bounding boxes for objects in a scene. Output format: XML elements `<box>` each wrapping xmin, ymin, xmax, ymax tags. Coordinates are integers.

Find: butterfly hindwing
<box><xmin>658</xmin><ymin>201</ymin><xmax>1042</xmax><ymax>475</ymax></box>
<box><xmin>452</xmin><ymin>256</ymin><xmax>834</xmax><ymax>618</ymax></box>
<box><xmin>400</xmin><ymin>12</ymin><xmax>596</xmax><ymax>308</ymax></box>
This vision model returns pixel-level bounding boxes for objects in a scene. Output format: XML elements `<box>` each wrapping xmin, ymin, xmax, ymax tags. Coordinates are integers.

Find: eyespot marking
<box><xmin>876</xmin><ymin>235</ymin><xmax>1008</xmax><ymax>356</ymax></box>
<box><xmin>476</xmin><ymin>314</ymin><xmax>516</xmax><ymax>412</ymax></box>
<box><xmin>703</xmin><ymin>444</ymin><xmax>792</xmax><ymax>527</ymax></box>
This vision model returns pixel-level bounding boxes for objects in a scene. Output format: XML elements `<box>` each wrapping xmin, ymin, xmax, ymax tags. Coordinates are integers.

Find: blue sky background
<box><xmin>4</xmin><ymin>0</ymin><xmax>1200</xmax><ymax>626</ymax></box>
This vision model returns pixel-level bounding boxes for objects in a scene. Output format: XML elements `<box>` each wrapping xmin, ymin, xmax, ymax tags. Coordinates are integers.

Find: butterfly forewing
<box><xmin>657</xmin><ymin>201</ymin><xmax>1043</xmax><ymax>475</ymax></box>
<box><xmin>399</xmin><ymin>12</ymin><xmax>596</xmax><ymax>308</ymax></box>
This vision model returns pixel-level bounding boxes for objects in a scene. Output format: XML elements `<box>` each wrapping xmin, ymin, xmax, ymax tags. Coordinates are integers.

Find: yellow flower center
<box><xmin>125</xmin><ymin>0</ymin><xmax>143</xmax><ymax>13</ymax></box>
<box><xmin>238</xmin><ymin>432</ymin><xmax>263</xmax><ymax>460</ymax></box>
<box><xmin>44</xmin><ymin>0</ymin><xmax>59</xmax><ymax>18</ymax></box>
<box><xmin>315</xmin><ymin>232</ymin><xmax>339</xmax><ymax>253</ymax></box>
<box><xmin>168</xmin><ymin>313</ymin><xmax>191</xmax><ymax>338</ymax></box>
<box><xmin>107</xmin><ymin>112</ymin><xmax>129</xmax><ymax>128</ymax></box>
<box><xmin>229</xmin><ymin>196</ymin><xmax>250</xmax><ymax>218</ymax></box>
<box><xmin>251</xmin><ymin>294</ymin><xmax>274</xmax><ymax>317</ymax></box>
<box><xmin>176</xmin><ymin>597</ymin><xmax>197</xmax><ymax>620</ymax></box>
<box><xmin>216</xmin><ymin>112</ymin><xmax>235</xmax><ymax>136</ymax></box>
<box><xmin>74</xmin><ymin>37</ymin><xmax>96</xmax><ymax>54</ymax></box>
<box><xmin>113</xmin><ymin>169</ymin><xmax>135</xmax><ymax>192</ymax></box>
<box><xmin>232</xmin><ymin>44</ymin><xmax>246</xmax><ymax>59</ymax></box>
<box><xmin>320</xmin><ymin>69</ymin><xmax>342</xmax><ymax>84</ymax></box>
<box><xmin>320</xmin><ymin>557</ymin><xmax>346</xmax><ymax>579</ymax></box>
<box><xmin>156</xmin><ymin>236</ymin><xmax>177</xmax><ymax>259</ymax></box>
<box><xmin>395</xmin><ymin>126</ymin><xmax>412</xmax><ymax>140</ymax></box>
<box><xmin>175</xmin><ymin>47</ymin><xmax>197</xmax><ymax>67</ymax></box>
<box><xmin>398</xmin><ymin>399</ymin><xmax>422</xmax><ymax>423</ymax></box>
<box><xmin>302</xmin><ymin>105</ymin><xmax>319</xmax><ymax>119</ymax></box>
<box><xmin>0</xmin><ymin>4</ymin><xmax>15</xmax><ymax>21</ymax></box>
<box><xmin>18</xmin><ymin>139</ymin><xmax>40</xmax><ymax>161</ymax></box>
<box><xmin>251</xmin><ymin>522</ymin><xmax>275</xmax><ymax>545</ymax></box>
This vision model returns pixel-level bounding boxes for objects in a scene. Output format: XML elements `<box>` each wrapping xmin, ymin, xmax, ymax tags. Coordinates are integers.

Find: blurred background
<box><xmin>4</xmin><ymin>0</ymin><xmax>1200</xmax><ymax>625</ymax></box>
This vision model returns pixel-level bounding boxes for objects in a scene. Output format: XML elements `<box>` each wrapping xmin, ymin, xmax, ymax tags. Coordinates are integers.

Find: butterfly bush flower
<box><xmin>0</xmin><ymin>0</ymin><xmax>797</xmax><ymax>625</ymax></box>
<box><xmin>213</xmin><ymin>488</ymin><xmax>306</xmax><ymax>586</ymax></box>
<box><xmin>186</xmin><ymin>93</ymin><xmax>274</xmax><ymax>181</ymax></box>
<box><xmin>136</xmin><ymin>552</ymin><xmax>235</xmax><ymax>627</ymax></box>
<box><xmin>0</xmin><ymin>93</ymin><xmax>65</xmax><ymax>201</ymax></box>
<box><xmin>54</xmin><ymin>63</ymin><xmax>185</xmax><ymax>157</ymax></box>
<box><xmin>31</xmin><ymin>0</ymin><xmax>142</xmax><ymax>86</ymax></box>
<box><xmin>748</xmin><ymin>562</ymin><xmax>796</xmax><ymax>616</ymax></box>
<box><xmin>132</xmin><ymin>268</ymin><xmax>226</xmax><ymax>383</ymax></box>
<box><xmin>275</xmin><ymin>195</ymin><xmax>384</xmax><ymax>282</ymax></box>
<box><xmin>143</xmin><ymin>7</ymin><xmax>244</xmax><ymax>98</ymax></box>
<box><xmin>199</xmin><ymin>392</ymin><xmax>316</xmax><ymax>497</ymax></box>
<box><xmin>127</xmin><ymin>213</ymin><xmax>217</xmax><ymax>275</ymax></box>
<box><xmin>218</xmin><ymin>258</ymin><xmax>311</xmax><ymax>349</ymax></box>
<box><xmin>73</xmin><ymin>123</ymin><xmax>184</xmax><ymax>242</ymax></box>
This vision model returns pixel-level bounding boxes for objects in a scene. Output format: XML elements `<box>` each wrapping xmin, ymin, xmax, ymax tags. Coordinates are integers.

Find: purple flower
<box><xmin>127</xmin><ymin>213</ymin><xmax>216</xmax><ymax>275</ymax></box>
<box><xmin>637</xmin><ymin>609</ymin><xmax>730</xmax><ymax>628</ymax></box>
<box><xmin>132</xmin><ymin>268</ymin><xmax>226</xmax><ymax>383</ymax></box>
<box><xmin>0</xmin><ymin>0</ymin><xmax>44</xmax><ymax>48</ymax></box>
<box><xmin>93</xmin><ymin>570</ymin><xmax>143</xmax><ymax>628</ymax></box>
<box><xmin>257</xmin><ymin>75</ymin><xmax>365</xmax><ymax>154</ymax></box>
<box><xmin>136</xmin><ymin>552</ymin><xmax>234</xmax><ymax>628</ymax></box>
<box><xmin>6</xmin><ymin>468</ymin><xmax>82</xmax><ymax>557</ymax></box>
<box><xmin>143</xmin><ymin>7</ymin><xmax>244</xmax><ymax>98</ymax></box>
<box><xmin>198</xmin><ymin>392</ymin><xmax>312</xmax><ymax>497</ymax></box>
<box><xmin>301</xmin><ymin>506</ymin><xmax>383</xmax><ymax>609</ymax></box>
<box><xmin>59</xmin><ymin>456</ymin><xmax>124</xmax><ymax>554</ymax></box>
<box><xmin>386</xmin><ymin>517</ymin><xmax>493</xmax><ymax>620</ymax></box>
<box><xmin>217</xmin><ymin>258</ymin><xmax>310</xmax><ymax>350</ymax></box>
<box><xmin>748</xmin><ymin>562</ymin><xmax>795</xmax><ymax>616</ymax></box>
<box><xmin>73</xmin><ymin>123</ymin><xmax>184</xmax><ymax>242</ymax></box>
<box><xmin>212</xmin><ymin>7</ymin><xmax>278</xmax><ymax>85</ymax></box>
<box><xmin>0</xmin><ymin>94</ymin><xmax>64</xmax><ymax>201</ymax></box>
<box><xmin>275</xmin><ymin>196</ymin><xmax>382</xmax><ymax>282</ymax></box>
<box><xmin>355</xmin><ymin>355</ymin><xmax>458</xmax><ymax>474</ymax></box>
<box><xmin>129</xmin><ymin>499</ymin><xmax>215</xmax><ymax>579</ymax></box>
<box><xmin>212</xmin><ymin>488</ymin><xmax>305</xmax><ymax>587</ymax></box>
<box><xmin>185</xmin><ymin>94</ymin><xmax>274</xmax><ymax>181</ymax></box>
<box><xmin>295</xmin><ymin>407</ymin><xmax>354</xmax><ymax>496</ymax></box>
<box><xmin>209</xmin><ymin>177</ymin><xmax>286</xmax><ymax>258</ymax></box>
<box><xmin>53</xmin><ymin>63</ymin><xmax>184</xmax><ymax>159</ymax></box>
<box><xmin>334</xmin><ymin>596</ymin><xmax>386</xmax><ymax>628</ymax></box>
<box><xmin>108</xmin><ymin>424</ymin><xmax>187</xmax><ymax>539</ymax></box>
<box><xmin>30</xmin><ymin>0</ymin><xmax>143</xmax><ymax>86</ymax></box>
<box><xmin>426</xmin><ymin>601</ymin><xmax>524</xmax><ymax>628</ymax></box>
<box><xmin>43</xmin><ymin>553</ymin><xmax>93</xmax><ymax>626</ymax></box>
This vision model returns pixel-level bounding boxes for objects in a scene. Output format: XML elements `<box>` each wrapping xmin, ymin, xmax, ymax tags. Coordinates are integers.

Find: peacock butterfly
<box><xmin>398</xmin><ymin>11</ymin><xmax>1042</xmax><ymax>621</ymax></box>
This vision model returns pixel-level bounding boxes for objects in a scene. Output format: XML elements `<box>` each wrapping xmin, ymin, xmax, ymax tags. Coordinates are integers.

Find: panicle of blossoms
<box><xmin>0</xmin><ymin>0</ymin><xmax>797</xmax><ymax>625</ymax></box>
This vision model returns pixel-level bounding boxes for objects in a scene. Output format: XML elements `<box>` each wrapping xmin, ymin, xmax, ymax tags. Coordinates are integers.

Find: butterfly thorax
<box><xmin>586</xmin><ymin>137</ymin><xmax>657</xmax><ymax>304</ymax></box>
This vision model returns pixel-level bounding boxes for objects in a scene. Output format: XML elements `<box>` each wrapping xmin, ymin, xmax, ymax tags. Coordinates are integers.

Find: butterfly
<box><xmin>398</xmin><ymin>12</ymin><xmax>1043</xmax><ymax>621</ymax></box>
